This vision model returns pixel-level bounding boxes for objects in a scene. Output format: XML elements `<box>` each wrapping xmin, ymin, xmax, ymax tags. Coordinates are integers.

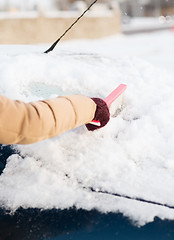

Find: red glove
<box><xmin>86</xmin><ymin>98</ymin><xmax>110</xmax><ymax>131</ymax></box>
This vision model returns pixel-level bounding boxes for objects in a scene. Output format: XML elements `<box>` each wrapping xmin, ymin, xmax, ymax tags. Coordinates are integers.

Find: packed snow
<box><xmin>0</xmin><ymin>30</ymin><xmax>174</xmax><ymax>226</ymax></box>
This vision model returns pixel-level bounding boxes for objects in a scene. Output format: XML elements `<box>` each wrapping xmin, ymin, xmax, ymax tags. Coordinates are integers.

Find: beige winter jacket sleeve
<box><xmin>0</xmin><ymin>95</ymin><xmax>96</xmax><ymax>145</ymax></box>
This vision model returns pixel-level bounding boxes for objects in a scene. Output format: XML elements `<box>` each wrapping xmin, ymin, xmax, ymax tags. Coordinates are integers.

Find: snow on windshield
<box><xmin>0</xmin><ymin>31</ymin><xmax>174</xmax><ymax>226</ymax></box>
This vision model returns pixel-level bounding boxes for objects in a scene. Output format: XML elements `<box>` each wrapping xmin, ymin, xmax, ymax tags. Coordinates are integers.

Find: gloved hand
<box><xmin>86</xmin><ymin>98</ymin><xmax>110</xmax><ymax>131</ymax></box>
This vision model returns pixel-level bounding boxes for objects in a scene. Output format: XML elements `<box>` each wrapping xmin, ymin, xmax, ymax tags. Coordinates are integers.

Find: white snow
<box><xmin>0</xmin><ymin>11</ymin><xmax>39</xmax><ymax>19</ymax></box>
<box><xmin>0</xmin><ymin>30</ymin><xmax>174</xmax><ymax>226</ymax></box>
<box><xmin>122</xmin><ymin>17</ymin><xmax>174</xmax><ymax>33</ymax></box>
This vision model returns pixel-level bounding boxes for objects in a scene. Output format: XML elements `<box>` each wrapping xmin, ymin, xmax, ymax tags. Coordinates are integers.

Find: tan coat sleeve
<box><xmin>0</xmin><ymin>95</ymin><xmax>96</xmax><ymax>145</ymax></box>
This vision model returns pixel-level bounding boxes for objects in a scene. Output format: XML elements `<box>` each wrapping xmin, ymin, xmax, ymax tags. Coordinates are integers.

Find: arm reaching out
<box><xmin>0</xmin><ymin>95</ymin><xmax>97</xmax><ymax>145</ymax></box>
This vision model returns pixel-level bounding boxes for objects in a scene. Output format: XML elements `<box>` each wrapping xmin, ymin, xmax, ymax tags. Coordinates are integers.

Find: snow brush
<box><xmin>90</xmin><ymin>84</ymin><xmax>127</xmax><ymax>126</ymax></box>
<box><xmin>44</xmin><ymin>0</ymin><xmax>98</xmax><ymax>54</ymax></box>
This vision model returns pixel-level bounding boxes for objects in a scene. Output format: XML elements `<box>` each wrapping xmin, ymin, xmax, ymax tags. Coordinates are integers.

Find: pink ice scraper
<box><xmin>90</xmin><ymin>84</ymin><xmax>127</xmax><ymax>126</ymax></box>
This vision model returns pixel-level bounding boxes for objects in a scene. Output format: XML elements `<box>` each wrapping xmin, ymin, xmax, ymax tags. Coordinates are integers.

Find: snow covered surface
<box><xmin>0</xmin><ymin>30</ymin><xmax>174</xmax><ymax>226</ymax></box>
<box><xmin>122</xmin><ymin>17</ymin><xmax>174</xmax><ymax>33</ymax></box>
<box><xmin>0</xmin><ymin>10</ymin><xmax>115</xmax><ymax>19</ymax></box>
<box><xmin>0</xmin><ymin>11</ymin><xmax>39</xmax><ymax>19</ymax></box>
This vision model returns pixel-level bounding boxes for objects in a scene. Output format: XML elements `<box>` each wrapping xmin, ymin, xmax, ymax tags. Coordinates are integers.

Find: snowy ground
<box><xmin>122</xmin><ymin>17</ymin><xmax>174</xmax><ymax>34</ymax></box>
<box><xmin>0</xmin><ymin>30</ymin><xmax>174</xmax><ymax>226</ymax></box>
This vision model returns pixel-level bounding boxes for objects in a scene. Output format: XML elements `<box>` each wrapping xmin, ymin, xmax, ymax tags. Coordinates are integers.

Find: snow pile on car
<box><xmin>0</xmin><ymin>32</ymin><xmax>174</xmax><ymax>226</ymax></box>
